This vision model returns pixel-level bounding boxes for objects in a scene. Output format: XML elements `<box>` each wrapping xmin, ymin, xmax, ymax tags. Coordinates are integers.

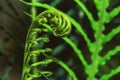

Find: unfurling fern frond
<box><xmin>22</xmin><ymin>10</ymin><xmax>71</xmax><ymax>80</ymax></box>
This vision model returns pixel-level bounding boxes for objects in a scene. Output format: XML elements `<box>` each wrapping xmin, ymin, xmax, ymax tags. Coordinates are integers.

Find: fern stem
<box><xmin>30</xmin><ymin>0</ymin><xmax>38</xmax><ymax>79</ymax></box>
<box><xmin>45</xmin><ymin>54</ymin><xmax>78</xmax><ymax>80</ymax></box>
<box><xmin>20</xmin><ymin>0</ymin><xmax>55</xmax><ymax>10</ymax></box>
<box><xmin>105</xmin><ymin>6</ymin><xmax>120</xmax><ymax>23</ymax></box>
<box><xmin>100</xmin><ymin>45</ymin><xmax>120</xmax><ymax>66</ymax></box>
<box><xmin>100</xmin><ymin>66</ymin><xmax>120</xmax><ymax>80</ymax></box>
<box><xmin>63</xmin><ymin>37</ymin><xmax>88</xmax><ymax>68</ymax></box>
<box><xmin>74</xmin><ymin>0</ymin><xmax>96</xmax><ymax>31</ymax></box>
<box><xmin>31</xmin><ymin>0</ymin><xmax>37</xmax><ymax>20</ymax></box>
<box><xmin>87</xmin><ymin>0</ymin><xmax>106</xmax><ymax>80</ymax></box>
<box><xmin>68</xmin><ymin>17</ymin><xmax>92</xmax><ymax>51</ymax></box>
<box><xmin>104</xmin><ymin>25</ymin><xmax>120</xmax><ymax>43</ymax></box>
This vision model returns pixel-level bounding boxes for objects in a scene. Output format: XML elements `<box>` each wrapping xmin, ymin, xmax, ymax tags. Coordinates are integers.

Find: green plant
<box><xmin>21</xmin><ymin>0</ymin><xmax>120</xmax><ymax>80</ymax></box>
<box><xmin>23</xmin><ymin>10</ymin><xmax>71</xmax><ymax>80</ymax></box>
<box><xmin>22</xmin><ymin>9</ymin><xmax>73</xmax><ymax>80</ymax></box>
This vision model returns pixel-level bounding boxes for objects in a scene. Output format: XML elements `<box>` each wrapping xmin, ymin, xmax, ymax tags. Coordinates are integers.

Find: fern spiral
<box><xmin>22</xmin><ymin>10</ymin><xmax>71</xmax><ymax>80</ymax></box>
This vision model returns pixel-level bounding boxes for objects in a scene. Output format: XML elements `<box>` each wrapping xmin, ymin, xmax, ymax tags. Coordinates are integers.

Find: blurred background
<box><xmin>0</xmin><ymin>0</ymin><xmax>120</xmax><ymax>80</ymax></box>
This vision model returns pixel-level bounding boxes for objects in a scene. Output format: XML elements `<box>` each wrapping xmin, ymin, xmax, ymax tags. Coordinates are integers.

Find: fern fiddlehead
<box><xmin>22</xmin><ymin>10</ymin><xmax>71</xmax><ymax>80</ymax></box>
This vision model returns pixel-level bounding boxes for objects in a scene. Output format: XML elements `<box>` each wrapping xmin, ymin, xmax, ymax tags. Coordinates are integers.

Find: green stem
<box><xmin>87</xmin><ymin>0</ymin><xmax>106</xmax><ymax>80</ymax></box>
<box><xmin>30</xmin><ymin>0</ymin><xmax>38</xmax><ymax>79</ymax></box>
<box><xmin>45</xmin><ymin>54</ymin><xmax>78</xmax><ymax>80</ymax></box>
<box><xmin>22</xmin><ymin>0</ymin><xmax>37</xmax><ymax>80</ymax></box>
<box><xmin>31</xmin><ymin>0</ymin><xmax>37</xmax><ymax>20</ymax></box>
<box><xmin>100</xmin><ymin>66</ymin><xmax>120</xmax><ymax>80</ymax></box>
<box><xmin>74</xmin><ymin>0</ymin><xmax>96</xmax><ymax>31</ymax></box>
<box><xmin>68</xmin><ymin>17</ymin><xmax>92</xmax><ymax>51</ymax></box>
<box><xmin>63</xmin><ymin>37</ymin><xmax>88</xmax><ymax>68</ymax></box>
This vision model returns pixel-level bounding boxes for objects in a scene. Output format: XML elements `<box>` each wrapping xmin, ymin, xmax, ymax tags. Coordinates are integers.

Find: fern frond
<box><xmin>103</xmin><ymin>25</ymin><xmax>120</xmax><ymax>43</ymax></box>
<box><xmin>100</xmin><ymin>66</ymin><xmax>120</xmax><ymax>80</ymax></box>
